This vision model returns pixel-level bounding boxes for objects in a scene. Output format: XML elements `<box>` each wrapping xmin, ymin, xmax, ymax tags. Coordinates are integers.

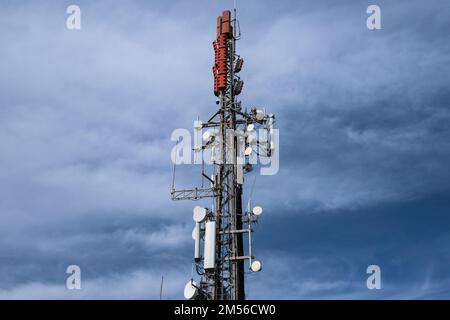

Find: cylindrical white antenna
<box><xmin>269</xmin><ymin>114</ymin><xmax>275</xmax><ymax>150</ymax></box>
<box><xmin>204</xmin><ymin>221</ymin><xmax>216</xmax><ymax>269</ymax></box>
<box><xmin>193</xmin><ymin>223</ymin><xmax>201</xmax><ymax>261</ymax></box>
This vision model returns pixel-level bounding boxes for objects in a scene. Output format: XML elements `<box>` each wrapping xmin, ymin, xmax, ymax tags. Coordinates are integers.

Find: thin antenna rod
<box><xmin>159</xmin><ymin>275</ymin><xmax>164</xmax><ymax>300</ymax></box>
<box><xmin>171</xmin><ymin>141</ymin><xmax>178</xmax><ymax>190</ymax></box>
<box><xmin>234</xmin><ymin>0</ymin><xmax>237</xmax><ymax>37</ymax></box>
<box><xmin>247</xmin><ymin>175</ymin><xmax>257</xmax><ymax>212</ymax></box>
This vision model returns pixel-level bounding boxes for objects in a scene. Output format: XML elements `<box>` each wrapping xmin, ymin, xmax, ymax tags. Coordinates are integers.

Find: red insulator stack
<box><xmin>213</xmin><ymin>10</ymin><xmax>232</xmax><ymax>96</ymax></box>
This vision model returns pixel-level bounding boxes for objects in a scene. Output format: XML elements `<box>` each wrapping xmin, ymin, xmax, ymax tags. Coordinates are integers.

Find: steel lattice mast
<box><xmin>172</xmin><ymin>9</ymin><xmax>276</xmax><ymax>300</ymax></box>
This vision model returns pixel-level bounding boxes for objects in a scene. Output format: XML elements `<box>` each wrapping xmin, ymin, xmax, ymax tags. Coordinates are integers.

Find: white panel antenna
<box><xmin>204</xmin><ymin>221</ymin><xmax>216</xmax><ymax>269</ymax></box>
<box><xmin>193</xmin><ymin>223</ymin><xmax>201</xmax><ymax>261</ymax></box>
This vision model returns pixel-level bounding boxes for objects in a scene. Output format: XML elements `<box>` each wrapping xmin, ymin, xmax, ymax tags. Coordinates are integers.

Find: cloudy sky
<box><xmin>1</xmin><ymin>0</ymin><xmax>450</xmax><ymax>299</ymax></box>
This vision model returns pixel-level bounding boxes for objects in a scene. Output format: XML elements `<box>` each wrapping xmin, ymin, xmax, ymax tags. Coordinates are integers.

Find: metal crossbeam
<box><xmin>171</xmin><ymin>188</ymin><xmax>216</xmax><ymax>201</ymax></box>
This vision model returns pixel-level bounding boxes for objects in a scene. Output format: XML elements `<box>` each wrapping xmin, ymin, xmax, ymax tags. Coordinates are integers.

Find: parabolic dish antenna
<box><xmin>252</xmin><ymin>206</ymin><xmax>263</xmax><ymax>216</ymax></box>
<box><xmin>256</xmin><ymin>110</ymin><xmax>265</xmax><ymax>121</ymax></box>
<box><xmin>203</xmin><ymin>131</ymin><xmax>212</xmax><ymax>141</ymax></box>
<box><xmin>184</xmin><ymin>280</ymin><xmax>198</xmax><ymax>299</ymax></box>
<box><xmin>251</xmin><ymin>260</ymin><xmax>262</xmax><ymax>272</ymax></box>
<box><xmin>193</xmin><ymin>206</ymin><xmax>207</xmax><ymax>223</ymax></box>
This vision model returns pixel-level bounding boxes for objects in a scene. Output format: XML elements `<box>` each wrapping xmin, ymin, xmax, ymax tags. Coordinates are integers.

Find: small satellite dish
<box><xmin>251</xmin><ymin>260</ymin><xmax>262</xmax><ymax>272</ymax></box>
<box><xmin>256</xmin><ymin>110</ymin><xmax>265</xmax><ymax>121</ymax></box>
<box><xmin>193</xmin><ymin>206</ymin><xmax>207</xmax><ymax>223</ymax></box>
<box><xmin>252</xmin><ymin>206</ymin><xmax>263</xmax><ymax>215</ymax></box>
<box><xmin>247</xmin><ymin>124</ymin><xmax>255</xmax><ymax>132</ymax></box>
<box><xmin>203</xmin><ymin>131</ymin><xmax>213</xmax><ymax>141</ymax></box>
<box><xmin>184</xmin><ymin>280</ymin><xmax>198</xmax><ymax>299</ymax></box>
<box><xmin>244</xmin><ymin>147</ymin><xmax>253</xmax><ymax>156</ymax></box>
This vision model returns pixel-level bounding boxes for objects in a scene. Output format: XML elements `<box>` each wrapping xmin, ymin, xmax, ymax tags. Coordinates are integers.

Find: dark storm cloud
<box><xmin>237</xmin><ymin>0</ymin><xmax>450</xmax><ymax>211</ymax></box>
<box><xmin>247</xmin><ymin>194</ymin><xmax>450</xmax><ymax>299</ymax></box>
<box><xmin>0</xmin><ymin>0</ymin><xmax>449</xmax><ymax>298</ymax></box>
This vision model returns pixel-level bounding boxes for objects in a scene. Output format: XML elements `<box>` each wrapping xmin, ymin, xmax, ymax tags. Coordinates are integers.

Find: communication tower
<box><xmin>171</xmin><ymin>9</ymin><xmax>276</xmax><ymax>300</ymax></box>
